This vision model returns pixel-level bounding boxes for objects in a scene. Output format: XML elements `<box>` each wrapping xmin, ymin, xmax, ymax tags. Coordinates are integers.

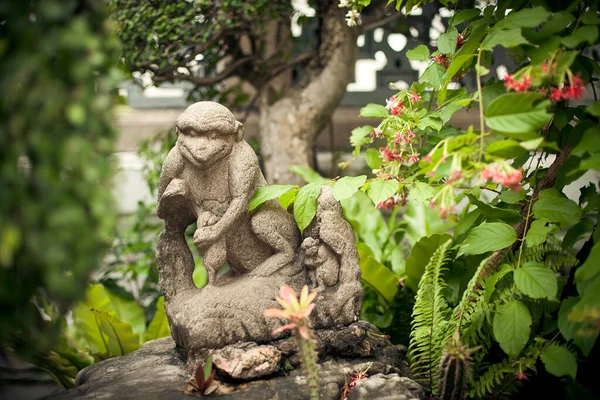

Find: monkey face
<box><xmin>176</xmin><ymin>128</ymin><xmax>235</xmax><ymax>170</ymax></box>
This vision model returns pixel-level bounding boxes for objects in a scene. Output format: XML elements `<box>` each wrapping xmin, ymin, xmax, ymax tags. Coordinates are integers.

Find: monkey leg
<box><xmin>202</xmin><ymin>239</ymin><xmax>227</xmax><ymax>285</ymax></box>
<box><xmin>249</xmin><ymin>204</ymin><xmax>301</xmax><ymax>277</ymax></box>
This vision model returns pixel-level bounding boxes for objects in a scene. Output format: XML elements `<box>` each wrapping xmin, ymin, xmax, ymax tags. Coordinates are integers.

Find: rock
<box><xmin>347</xmin><ymin>374</ymin><xmax>426</xmax><ymax>400</ymax></box>
<box><xmin>44</xmin><ymin>328</ymin><xmax>425</xmax><ymax>400</ymax></box>
<box><xmin>213</xmin><ymin>344</ymin><xmax>281</xmax><ymax>380</ymax></box>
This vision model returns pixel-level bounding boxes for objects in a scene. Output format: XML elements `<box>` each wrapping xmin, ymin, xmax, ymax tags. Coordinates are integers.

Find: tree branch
<box><xmin>359</xmin><ymin>11</ymin><xmax>403</xmax><ymax>33</ymax></box>
<box><xmin>265</xmin><ymin>51</ymin><xmax>318</xmax><ymax>82</ymax></box>
<box><xmin>152</xmin><ymin>55</ymin><xmax>256</xmax><ymax>86</ymax></box>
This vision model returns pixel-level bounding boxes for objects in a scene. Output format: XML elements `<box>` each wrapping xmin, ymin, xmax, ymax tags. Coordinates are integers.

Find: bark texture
<box><xmin>259</xmin><ymin>5</ymin><xmax>358</xmax><ymax>184</ymax></box>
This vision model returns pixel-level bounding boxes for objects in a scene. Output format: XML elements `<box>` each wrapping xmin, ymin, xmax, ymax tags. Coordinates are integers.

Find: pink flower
<box><xmin>263</xmin><ymin>285</ymin><xmax>317</xmax><ymax>339</ymax></box>
<box><xmin>448</xmin><ymin>169</ymin><xmax>462</xmax><ymax>182</ymax></box>
<box><xmin>422</xmin><ymin>154</ymin><xmax>432</xmax><ymax>163</ymax></box>
<box><xmin>515</xmin><ymin>371</ymin><xmax>527</xmax><ymax>381</ymax></box>
<box><xmin>377</xmin><ymin>195</ymin><xmax>404</xmax><ymax>210</ymax></box>
<box><xmin>480</xmin><ymin>164</ymin><xmax>523</xmax><ymax>191</ymax></box>
<box><xmin>376</xmin><ymin>173</ymin><xmax>400</xmax><ymax>181</ymax></box>
<box><xmin>393</xmin><ymin>132</ymin><xmax>404</xmax><ymax>145</ymax></box>
<box><xmin>408</xmin><ymin>153</ymin><xmax>419</xmax><ymax>163</ymax></box>
<box><xmin>370</xmin><ymin>128</ymin><xmax>384</xmax><ymax>139</ymax></box>
<box><xmin>409</xmin><ymin>92</ymin><xmax>422</xmax><ymax>103</ymax></box>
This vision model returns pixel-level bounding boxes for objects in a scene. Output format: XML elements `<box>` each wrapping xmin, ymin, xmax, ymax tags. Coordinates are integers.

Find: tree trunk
<box><xmin>259</xmin><ymin>6</ymin><xmax>358</xmax><ymax>185</ymax></box>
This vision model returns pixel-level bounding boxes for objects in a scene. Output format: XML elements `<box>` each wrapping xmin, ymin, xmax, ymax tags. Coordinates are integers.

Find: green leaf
<box><xmin>93</xmin><ymin>310</ymin><xmax>140</xmax><ymax>357</ymax></box>
<box><xmin>71</xmin><ymin>285</ymin><xmax>113</xmax><ymax>355</ymax></box>
<box><xmin>366</xmin><ymin>178</ymin><xmax>399</xmax><ymax>205</ymax></box>
<box><xmin>459</xmin><ymin>222</ymin><xmax>517</xmax><ymax>256</ymax></box>
<box><xmin>483</xmin><ymin>28</ymin><xmax>530</xmax><ymax>50</ymax></box>
<box><xmin>486</xmin><ymin>139</ymin><xmax>528</xmax><ymax>159</ymax></box>
<box><xmin>574</xmin><ymin>242</ymin><xmax>600</xmax><ymax>286</ymax></box>
<box><xmin>278</xmin><ymin>188</ymin><xmax>298</xmax><ymax>209</ymax></box>
<box><xmin>485</xmin><ymin>264</ymin><xmax>514</xmax><ymax>301</ymax></box>
<box><xmin>248</xmin><ymin>185</ymin><xmax>296</xmax><ymax>212</ymax></box>
<box><xmin>499</xmin><ymin>189</ymin><xmax>525</xmax><ymax>204</ymax></box>
<box><xmin>541</xmin><ymin>344</ymin><xmax>577</xmax><ymax>380</ymax></box>
<box><xmin>407</xmin><ymin>182</ymin><xmax>435</xmax><ymax>204</ymax></box>
<box><xmin>572</xmin><ymin>127</ymin><xmax>600</xmax><ymax>157</ymax></box>
<box><xmin>105</xmin><ymin>289</ymin><xmax>146</xmax><ymax>339</ymax></box>
<box><xmin>532</xmin><ymin>188</ymin><xmax>582</xmax><ymax>227</ymax></box>
<box><xmin>406</xmin><ymin>44</ymin><xmax>430</xmax><ymax>61</ymax></box>
<box><xmin>559</xmin><ymin>297</ymin><xmax>598</xmax><ymax>356</ymax></box>
<box><xmin>144</xmin><ymin>296</ymin><xmax>171</xmax><ymax>342</ymax></box>
<box><xmin>350</xmin><ymin>125</ymin><xmax>373</xmax><ymax>147</ymax></box>
<box><xmin>464</xmin><ymin>193</ymin><xmax>522</xmax><ymax>223</ymax></box>
<box><xmin>405</xmin><ymin>234</ymin><xmax>452</xmax><ymax>291</ymax></box>
<box><xmin>451</xmin><ymin>9</ymin><xmax>481</xmax><ymax>26</ymax></box>
<box><xmin>204</xmin><ymin>354</ymin><xmax>213</xmax><ymax>381</ymax></box>
<box><xmin>358</xmin><ymin>248</ymin><xmax>398</xmax><ymax>304</ymax></box>
<box><xmin>493</xmin><ymin>299</ymin><xmax>532</xmax><ymax>357</ymax></box>
<box><xmin>438</xmin><ymin>27</ymin><xmax>458</xmax><ymax>54</ymax></box>
<box><xmin>494</xmin><ymin>6</ymin><xmax>551</xmax><ymax>30</ymax></box>
<box><xmin>417</xmin><ymin>116</ymin><xmax>443</xmax><ymax>132</ymax></box>
<box><xmin>360</xmin><ymin>103</ymin><xmax>388</xmax><ymax>118</ymax></box>
<box><xmin>420</xmin><ymin>63</ymin><xmax>445</xmax><ymax>90</ymax></box>
<box><xmin>288</xmin><ymin>165</ymin><xmax>327</xmax><ymax>184</ymax></box>
<box><xmin>365</xmin><ymin>148</ymin><xmax>383</xmax><ymax>170</ymax></box>
<box><xmin>587</xmin><ymin>101</ymin><xmax>600</xmax><ymax>117</ymax></box>
<box><xmin>524</xmin><ymin>219</ymin><xmax>555</xmax><ymax>247</ymax></box>
<box><xmin>562</xmin><ymin>25</ymin><xmax>599</xmax><ymax>48</ymax></box>
<box><xmin>293</xmin><ymin>183</ymin><xmax>321</xmax><ymax>232</ymax></box>
<box><xmin>514</xmin><ymin>261</ymin><xmax>558</xmax><ymax>300</ymax></box>
<box><xmin>332</xmin><ymin>175</ymin><xmax>367</xmax><ymax>201</ymax></box>
<box><xmin>485</xmin><ymin>93</ymin><xmax>552</xmax><ymax>134</ymax></box>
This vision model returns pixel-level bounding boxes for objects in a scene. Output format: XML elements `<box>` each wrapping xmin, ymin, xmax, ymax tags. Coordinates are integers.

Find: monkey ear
<box><xmin>234</xmin><ymin>121</ymin><xmax>244</xmax><ymax>142</ymax></box>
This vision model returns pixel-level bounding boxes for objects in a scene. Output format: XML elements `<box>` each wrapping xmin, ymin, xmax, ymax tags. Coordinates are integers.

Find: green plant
<box><xmin>252</xmin><ymin>0</ymin><xmax>600</xmax><ymax>397</ymax></box>
<box><xmin>0</xmin><ymin>0</ymin><xmax>120</xmax><ymax>350</ymax></box>
<box><xmin>264</xmin><ymin>285</ymin><xmax>320</xmax><ymax>400</ymax></box>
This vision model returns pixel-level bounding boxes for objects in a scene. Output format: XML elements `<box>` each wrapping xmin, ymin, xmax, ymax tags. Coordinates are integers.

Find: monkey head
<box><xmin>175</xmin><ymin>101</ymin><xmax>244</xmax><ymax>170</ymax></box>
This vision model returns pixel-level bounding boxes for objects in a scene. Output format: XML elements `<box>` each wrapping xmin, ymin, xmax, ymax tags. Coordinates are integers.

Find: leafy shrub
<box><xmin>0</xmin><ymin>0</ymin><xmax>120</xmax><ymax>350</ymax></box>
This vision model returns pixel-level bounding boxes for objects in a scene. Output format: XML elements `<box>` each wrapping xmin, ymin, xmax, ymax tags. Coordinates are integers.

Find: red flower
<box><xmin>433</xmin><ymin>54</ymin><xmax>447</xmax><ymax>65</ymax></box>
<box><xmin>504</xmin><ymin>74</ymin><xmax>532</xmax><ymax>92</ymax></box>
<box><xmin>549</xmin><ymin>87</ymin><xmax>564</xmax><ymax>102</ymax></box>
<box><xmin>456</xmin><ymin>35</ymin><xmax>464</xmax><ymax>49</ymax></box>
<box><xmin>408</xmin><ymin>153</ymin><xmax>419</xmax><ymax>163</ymax></box>
<box><xmin>564</xmin><ymin>74</ymin><xmax>586</xmax><ymax>100</ymax></box>
<box><xmin>380</xmin><ymin>147</ymin><xmax>403</xmax><ymax>162</ymax></box>
<box><xmin>515</xmin><ymin>371</ymin><xmax>527</xmax><ymax>381</ymax></box>
<box><xmin>503</xmin><ymin>74</ymin><xmax>518</xmax><ymax>90</ymax></box>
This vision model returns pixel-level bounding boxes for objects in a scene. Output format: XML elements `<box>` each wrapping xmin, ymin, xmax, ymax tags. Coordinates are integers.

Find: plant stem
<box><xmin>476</xmin><ymin>46</ymin><xmax>485</xmax><ymax>161</ymax></box>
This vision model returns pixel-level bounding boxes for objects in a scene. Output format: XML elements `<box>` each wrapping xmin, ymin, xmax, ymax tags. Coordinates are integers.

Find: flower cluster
<box><xmin>377</xmin><ymin>194</ymin><xmax>405</xmax><ymax>210</ymax></box>
<box><xmin>385</xmin><ymin>95</ymin><xmax>404</xmax><ymax>115</ymax></box>
<box><xmin>503</xmin><ymin>74</ymin><xmax>533</xmax><ymax>92</ymax></box>
<box><xmin>504</xmin><ymin>64</ymin><xmax>586</xmax><ymax>102</ymax></box>
<box><xmin>431</xmin><ymin>35</ymin><xmax>464</xmax><ymax>69</ymax></box>
<box><xmin>480</xmin><ymin>163</ymin><xmax>523</xmax><ymax>191</ymax></box>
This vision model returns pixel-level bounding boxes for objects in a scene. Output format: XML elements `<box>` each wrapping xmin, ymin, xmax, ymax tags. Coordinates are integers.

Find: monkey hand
<box><xmin>193</xmin><ymin>227</ymin><xmax>219</xmax><ymax>251</ymax></box>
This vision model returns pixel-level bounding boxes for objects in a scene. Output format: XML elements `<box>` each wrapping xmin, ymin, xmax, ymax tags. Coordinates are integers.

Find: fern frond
<box><xmin>499</xmin><ymin>242</ymin><xmax>578</xmax><ymax>271</ymax></box>
<box><xmin>469</xmin><ymin>340</ymin><xmax>546</xmax><ymax>398</ymax></box>
<box><xmin>409</xmin><ymin>239</ymin><xmax>454</xmax><ymax>389</ymax></box>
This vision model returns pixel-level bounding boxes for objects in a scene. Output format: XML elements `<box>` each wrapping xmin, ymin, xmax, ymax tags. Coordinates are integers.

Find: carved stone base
<box><xmin>44</xmin><ymin>323</ymin><xmax>425</xmax><ymax>400</ymax></box>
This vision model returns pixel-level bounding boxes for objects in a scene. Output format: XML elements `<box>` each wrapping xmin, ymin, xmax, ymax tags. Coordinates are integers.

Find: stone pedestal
<box><xmin>44</xmin><ymin>323</ymin><xmax>425</xmax><ymax>400</ymax></box>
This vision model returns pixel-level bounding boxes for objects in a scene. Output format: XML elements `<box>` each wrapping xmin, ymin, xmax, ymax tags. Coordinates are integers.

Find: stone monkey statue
<box><xmin>156</xmin><ymin>102</ymin><xmax>300</xmax><ymax>294</ymax></box>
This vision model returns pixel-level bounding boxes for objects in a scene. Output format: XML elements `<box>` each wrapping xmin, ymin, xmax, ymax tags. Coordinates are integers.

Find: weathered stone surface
<box><xmin>154</xmin><ymin>102</ymin><xmax>363</xmax><ymax>352</ymax></box>
<box><xmin>45</xmin><ymin>324</ymin><xmax>424</xmax><ymax>400</ymax></box>
<box><xmin>213</xmin><ymin>344</ymin><xmax>281</xmax><ymax>380</ymax></box>
<box><xmin>347</xmin><ymin>374</ymin><xmax>426</xmax><ymax>400</ymax></box>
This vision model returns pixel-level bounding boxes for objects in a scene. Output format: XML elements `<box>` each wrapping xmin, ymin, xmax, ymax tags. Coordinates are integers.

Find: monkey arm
<box><xmin>209</xmin><ymin>143</ymin><xmax>259</xmax><ymax>237</ymax></box>
<box><xmin>157</xmin><ymin>146</ymin><xmax>184</xmax><ymax>219</ymax></box>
